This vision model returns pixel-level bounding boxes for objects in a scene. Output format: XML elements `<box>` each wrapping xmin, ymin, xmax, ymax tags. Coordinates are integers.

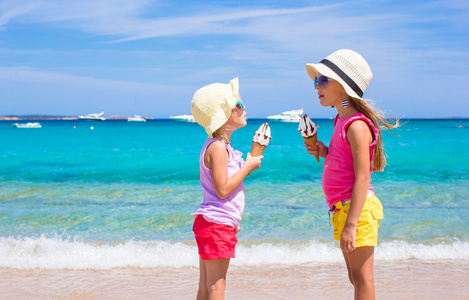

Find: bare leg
<box><xmin>343</xmin><ymin>246</ymin><xmax>375</xmax><ymax>300</ymax></box>
<box><xmin>342</xmin><ymin>250</ymin><xmax>353</xmax><ymax>285</ymax></box>
<box><xmin>197</xmin><ymin>257</ymin><xmax>209</xmax><ymax>300</ymax></box>
<box><xmin>197</xmin><ymin>257</ymin><xmax>230</xmax><ymax>300</ymax></box>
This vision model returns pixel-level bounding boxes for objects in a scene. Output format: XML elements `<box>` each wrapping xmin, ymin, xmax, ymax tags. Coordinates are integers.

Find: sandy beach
<box><xmin>1</xmin><ymin>260</ymin><xmax>468</xmax><ymax>299</ymax></box>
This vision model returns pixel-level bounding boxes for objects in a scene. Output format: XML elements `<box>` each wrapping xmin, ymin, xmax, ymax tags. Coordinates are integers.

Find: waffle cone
<box><xmin>251</xmin><ymin>142</ymin><xmax>267</xmax><ymax>157</ymax></box>
<box><xmin>304</xmin><ymin>134</ymin><xmax>319</xmax><ymax>162</ymax></box>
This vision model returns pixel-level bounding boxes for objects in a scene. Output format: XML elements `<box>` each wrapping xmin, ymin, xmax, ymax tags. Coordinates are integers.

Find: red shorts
<box><xmin>193</xmin><ymin>215</ymin><xmax>238</xmax><ymax>260</ymax></box>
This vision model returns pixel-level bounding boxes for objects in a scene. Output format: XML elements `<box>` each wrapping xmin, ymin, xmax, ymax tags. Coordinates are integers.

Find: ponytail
<box><xmin>350</xmin><ymin>97</ymin><xmax>400</xmax><ymax>172</ymax></box>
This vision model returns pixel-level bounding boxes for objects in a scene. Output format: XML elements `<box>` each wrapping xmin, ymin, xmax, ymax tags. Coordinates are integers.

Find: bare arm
<box><xmin>205</xmin><ymin>141</ymin><xmax>263</xmax><ymax>199</ymax></box>
<box><xmin>341</xmin><ymin>120</ymin><xmax>373</xmax><ymax>252</ymax></box>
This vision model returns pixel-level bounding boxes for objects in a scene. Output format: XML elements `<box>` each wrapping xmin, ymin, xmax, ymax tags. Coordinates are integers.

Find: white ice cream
<box><xmin>298</xmin><ymin>114</ymin><xmax>317</xmax><ymax>138</ymax></box>
<box><xmin>253</xmin><ymin>123</ymin><xmax>272</xmax><ymax>146</ymax></box>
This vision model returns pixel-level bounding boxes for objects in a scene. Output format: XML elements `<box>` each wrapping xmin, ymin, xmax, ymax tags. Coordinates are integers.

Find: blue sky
<box><xmin>0</xmin><ymin>0</ymin><xmax>468</xmax><ymax>119</ymax></box>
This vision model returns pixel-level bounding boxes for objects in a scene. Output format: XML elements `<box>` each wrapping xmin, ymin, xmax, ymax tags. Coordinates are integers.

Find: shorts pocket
<box><xmin>371</xmin><ymin>208</ymin><xmax>383</xmax><ymax>220</ymax></box>
<box><xmin>368</xmin><ymin>197</ymin><xmax>383</xmax><ymax>220</ymax></box>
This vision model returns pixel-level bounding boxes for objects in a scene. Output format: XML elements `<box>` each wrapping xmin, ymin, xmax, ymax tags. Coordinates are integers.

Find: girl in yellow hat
<box><xmin>191</xmin><ymin>77</ymin><xmax>263</xmax><ymax>299</ymax></box>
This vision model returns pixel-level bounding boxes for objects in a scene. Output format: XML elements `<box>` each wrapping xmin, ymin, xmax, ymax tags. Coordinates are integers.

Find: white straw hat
<box><xmin>305</xmin><ymin>49</ymin><xmax>372</xmax><ymax>100</ymax></box>
<box><xmin>191</xmin><ymin>77</ymin><xmax>240</xmax><ymax>137</ymax></box>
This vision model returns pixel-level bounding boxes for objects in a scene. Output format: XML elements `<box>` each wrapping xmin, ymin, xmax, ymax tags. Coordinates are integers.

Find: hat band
<box><xmin>320</xmin><ymin>59</ymin><xmax>364</xmax><ymax>98</ymax></box>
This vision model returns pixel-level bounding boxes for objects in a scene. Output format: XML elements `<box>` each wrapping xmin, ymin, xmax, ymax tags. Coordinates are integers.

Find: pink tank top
<box><xmin>322</xmin><ymin>113</ymin><xmax>378</xmax><ymax>208</ymax></box>
<box><xmin>192</xmin><ymin>138</ymin><xmax>245</xmax><ymax>230</ymax></box>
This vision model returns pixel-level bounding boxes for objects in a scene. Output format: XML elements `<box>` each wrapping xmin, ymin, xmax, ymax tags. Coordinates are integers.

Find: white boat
<box><xmin>170</xmin><ymin>114</ymin><xmax>195</xmax><ymax>123</ymax></box>
<box><xmin>13</xmin><ymin>122</ymin><xmax>42</xmax><ymax>128</ymax></box>
<box><xmin>78</xmin><ymin>112</ymin><xmax>106</xmax><ymax>121</ymax></box>
<box><xmin>127</xmin><ymin>115</ymin><xmax>146</xmax><ymax>122</ymax></box>
<box><xmin>267</xmin><ymin>109</ymin><xmax>303</xmax><ymax>122</ymax></box>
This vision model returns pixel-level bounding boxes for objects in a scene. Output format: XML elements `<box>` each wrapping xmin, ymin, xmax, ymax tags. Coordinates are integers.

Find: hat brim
<box><xmin>305</xmin><ymin>63</ymin><xmax>363</xmax><ymax>100</ymax></box>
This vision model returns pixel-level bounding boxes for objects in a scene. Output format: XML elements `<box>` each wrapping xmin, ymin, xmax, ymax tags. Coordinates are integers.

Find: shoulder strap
<box><xmin>343</xmin><ymin>113</ymin><xmax>379</xmax><ymax>146</ymax></box>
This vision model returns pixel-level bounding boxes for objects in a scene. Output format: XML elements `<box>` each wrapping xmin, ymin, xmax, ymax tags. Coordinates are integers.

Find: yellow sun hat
<box><xmin>191</xmin><ymin>77</ymin><xmax>240</xmax><ymax>137</ymax></box>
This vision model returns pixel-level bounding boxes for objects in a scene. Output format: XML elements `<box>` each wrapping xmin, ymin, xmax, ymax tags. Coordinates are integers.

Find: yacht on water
<box><xmin>170</xmin><ymin>114</ymin><xmax>195</xmax><ymax>123</ymax></box>
<box><xmin>127</xmin><ymin>115</ymin><xmax>146</xmax><ymax>122</ymax></box>
<box><xmin>12</xmin><ymin>122</ymin><xmax>42</xmax><ymax>128</ymax></box>
<box><xmin>267</xmin><ymin>109</ymin><xmax>303</xmax><ymax>122</ymax></box>
<box><xmin>78</xmin><ymin>112</ymin><xmax>106</xmax><ymax>121</ymax></box>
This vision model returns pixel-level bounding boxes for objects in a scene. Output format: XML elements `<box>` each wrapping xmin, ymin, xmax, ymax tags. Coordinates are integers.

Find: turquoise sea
<box><xmin>0</xmin><ymin>118</ymin><xmax>468</xmax><ymax>269</ymax></box>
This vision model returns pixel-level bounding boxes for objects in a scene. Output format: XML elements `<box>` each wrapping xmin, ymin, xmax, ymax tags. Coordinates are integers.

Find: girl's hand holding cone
<box><xmin>304</xmin><ymin>140</ymin><xmax>328</xmax><ymax>160</ymax></box>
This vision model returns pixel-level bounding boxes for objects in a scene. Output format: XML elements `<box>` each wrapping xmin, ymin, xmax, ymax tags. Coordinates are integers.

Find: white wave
<box><xmin>0</xmin><ymin>236</ymin><xmax>197</xmax><ymax>269</ymax></box>
<box><xmin>0</xmin><ymin>236</ymin><xmax>467</xmax><ymax>270</ymax></box>
<box><xmin>376</xmin><ymin>239</ymin><xmax>469</xmax><ymax>260</ymax></box>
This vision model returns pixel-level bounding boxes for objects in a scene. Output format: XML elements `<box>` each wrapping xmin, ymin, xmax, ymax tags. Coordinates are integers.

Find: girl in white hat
<box><xmin>190</xmin><ymin>77</ymin><xmax>263</xmax><ymax>300</ymax></box>
<box><xmin>304</xmin><ymin>49</ymin><xmax>399</xmax><ymax>299</ymax></box>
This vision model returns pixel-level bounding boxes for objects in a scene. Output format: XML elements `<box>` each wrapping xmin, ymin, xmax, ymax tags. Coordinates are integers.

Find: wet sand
<box><xmin>1</xmin><ymin>260</ymin><xmax>468</xmax><ymax>299</ymax></box>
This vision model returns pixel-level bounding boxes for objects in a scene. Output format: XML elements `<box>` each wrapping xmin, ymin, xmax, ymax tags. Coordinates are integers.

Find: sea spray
<box><xmin>376</xmin><ymin>239</ymin><xmax>469</xmax><ymax>260</ymax></box>
<box><xmin>0</xmin><ymin>236</ymin><xmax>197</xmax><ymax>269</ymax></box>
<box><xmin>1</xmin><ymin>236</ymin><xmax>468</xmax><ymax>270</ymax></box>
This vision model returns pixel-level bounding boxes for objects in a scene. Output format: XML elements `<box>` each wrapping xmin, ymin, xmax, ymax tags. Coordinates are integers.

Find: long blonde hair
<box><xmin>349</xmin><ymin>97</ymin><xmax>400</xmax><ymax>172</ymax></box>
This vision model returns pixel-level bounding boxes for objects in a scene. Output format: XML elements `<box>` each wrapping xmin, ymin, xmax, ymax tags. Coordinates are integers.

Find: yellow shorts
<box><xmin>331</xmin><ymin>195</ymin><xmax>383</xmax><ymax>247</ymax></box>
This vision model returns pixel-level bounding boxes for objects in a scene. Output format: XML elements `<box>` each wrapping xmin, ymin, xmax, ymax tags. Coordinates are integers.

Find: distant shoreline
<box><xmin>0</xmin><ymin>116</ymin><xmax>79</xmax><ymax>121</ymax></box>
<box><xmin>1</xmin><ymin>116</ymin><xmax>468</xmax><ymax>121</ymax></box>
<box><xmin>0</xmin><ymin>115</ymin><xmax>151</xmax><ymax>121</ymax></box>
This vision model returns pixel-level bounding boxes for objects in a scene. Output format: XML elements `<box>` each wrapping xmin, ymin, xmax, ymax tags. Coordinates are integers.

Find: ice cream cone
<box><xmin>304</xmin><ymin>134</ymin><xmax>319</xmax><ymax>162</ymax></box>
<box><xmin>251</xmin><ymin>142</ymin><xmax>266</xmax><ymax>157</ymax></box>
<box><xmin>251</xmin><ymin>123</ymin><xmax>271</xmax><ymax>156</ymax></box>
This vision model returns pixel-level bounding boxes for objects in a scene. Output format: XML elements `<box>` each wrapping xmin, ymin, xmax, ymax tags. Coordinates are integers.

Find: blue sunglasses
<box><xmin>235</xmin><ymin>99</ymin><xmax>246</xmax><ymax>110</ymax></box>
<box><xmin>314</xmin><ymin>76</ymin><xmax>332</xmax><ymax>89</ymax></box>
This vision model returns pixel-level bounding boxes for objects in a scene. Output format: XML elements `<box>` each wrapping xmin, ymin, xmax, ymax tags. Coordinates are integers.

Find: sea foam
<box><xmin>0</xmin><ymin>236</ymin><xmax>468</xmax><ymax>270</ymax></box>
